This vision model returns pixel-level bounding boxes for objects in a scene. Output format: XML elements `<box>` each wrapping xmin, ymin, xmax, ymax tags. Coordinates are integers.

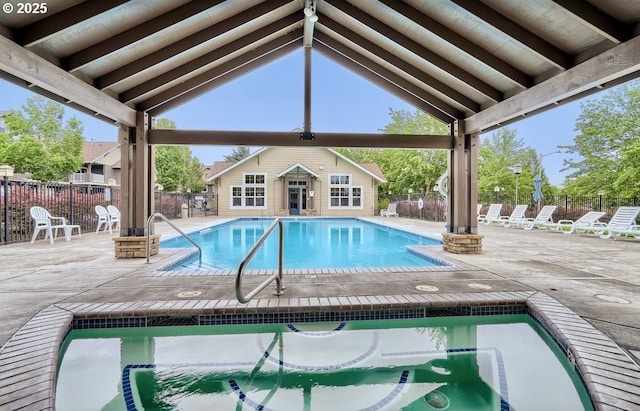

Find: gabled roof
<box><xmin>359</xmin><ymin>163</ymin><xmax>385</xmax><ymax>182</ymax></box>
<box><xmin>82</xmin><ymin>141</ymin><xmax>120</xmax><ymax>164</ymax></box>
<box><xmin>276</xmin><ymin>162</ymin><xmax>320</xmax><ymax>178</ymax></box>
<box><xmin>203</xmin><ymin>160</ymin><xmax>235</xmax><ymax>180</ymax></box>
<box><xmin>207</xmin><ymin>147</ymin><xmax>386</xmax><ymax>183</ymax></box>
<box><xmin>1</xmin><ymin>1</ymin><xmax>640</xmax><ymax>135</ymax></box>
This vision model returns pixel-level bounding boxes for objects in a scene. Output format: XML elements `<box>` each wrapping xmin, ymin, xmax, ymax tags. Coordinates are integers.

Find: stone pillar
<box><xmin>442</xmin><ymin>232</ymin><xmax>483</xmax><ymax>254</ymax></box>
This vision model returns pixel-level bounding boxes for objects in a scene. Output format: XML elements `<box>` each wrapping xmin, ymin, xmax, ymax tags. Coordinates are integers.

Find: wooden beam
<box><xmin>319</xmin><ymin>15</ymin><xmax>481</xmax><ymax>113</ymax></box>
<box><xmin>313</xmin><ymin>38</ymin><xmax>461</xmax><ymax>122</ymax></box>
<box><xmin>148</xmin><ymin>129</ymin><xmax>454</xmax><ymax>150</ymax></box>
<box><xmin>140</xmin><ymin>34</ymin><xmax>302</xmax><ymax>113</ymax></box>
<box><xmin>64</xmin><ymin>0</ymin><xmax>225</xmax><ymax>71</ymax></box>
<box><xmin>464</xmin><ymin>35</ymin><xmax>640</xmax><ymax>134</ymax></box>
<box><xmin>451</xmin><ymin>0</ymin><xmax>570</xmax><ymax>70</ymax></box>
<box><xmin>0</xmin><ymin>35</ymin><xmax>136</xmax><ymax>126</ymax></box>
<box><xmin>120</xmin><ymin>14</ymin><xmax>301</xmax><ymax>103</ymax></box>
<box><xmin>325</xmin><ymin>0</ymin><xmax>502</xmax><ymax>102</ymax></box>
<box><xmin>379</xmin><ymin>0</ymin><xmax>530</xmax><ymax>89</ymax></box>
<box><xmin>95</xmin><ymin>0</ymin><xmax>291</xmax><ymax>89</ymax></box>
<box><xmin>16</xmin><ymin>0</ymin><xmax>128</xmax><ymax>47</ymax></box>
<box><xmin>147</xmin><ymin>38</ymin><xmax>302</xmax><ymax>116</ymax></box>
<box><xmin>552</xmin><ymin>0</ymin><xmax>629</xmax><ymax>44</ymax></box>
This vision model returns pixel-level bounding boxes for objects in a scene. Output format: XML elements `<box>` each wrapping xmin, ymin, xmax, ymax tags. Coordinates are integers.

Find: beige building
<box><xmin>205</xmin><ymin>147</ymin><xmax>386</xmax><ymax>217</ymax></box>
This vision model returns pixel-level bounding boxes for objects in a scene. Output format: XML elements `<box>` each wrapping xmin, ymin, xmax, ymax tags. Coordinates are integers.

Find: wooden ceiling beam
<box><xmin>465</xmin><ymin>35</ymin><xmax>640</xmax><ymax>133</ymax></box>
<box><xmin>148</xmin><ymin>129</ymin><xmax>454</xmax><ymax>150</ymax></box>
<box><xmin>139</xmin><ymin>32</ymin><xmax>303</xmax><ymax>113</ymax></box>
<box><xmin>120</xmin><ymin>14</ymin><xmax>301</xmax><ymax>104</ymax></box>
<box><xmin>16</xmin><ymin>0</ymin><xmax>128</xmax><ymax>47</ymax></box>
<box><xmin>326</xmin><ymin>0</ymin><xmax>502</xmax><ymax>103</ymax></box>
<box><xmin>96</xmin><ymin>0</ymin><xmax>291</xmax><ymax>90</ymax></box>
<box><xmin>0</xmin><ymin>35</ymin><xmax>135</xmax><ymax>126</ymax></box>
<box><xmin>314</xmin><ymin>35</ymin><xmax>461</xmax><ymax>122</ymax></box>
<box><xmin>379</xmin><ymin>0</ymin><xmax>530</xmax><ymax>89</ymax></box>
<box><xmin>552</xmin><ymin>0</ymin><xmax>629</xmax><ymax>44</ymax></box>
<box><xmin>318</xmin><ymin>15</ymin><xmax>480</xmax><ymax>113</ymax></box>
<box><xmin>451</xmin><ymin>0</ymin><xmax>570</xmax><ymax>70</ymax></box>
<box><xmin>147</xmin><ymin>38</ymin><xmax>302</xmax><ymax>116</ymax></box>
<box><xmin>63</xmin><ymin>0</ymin><xmax>225</xmax><ymax>72</ymax></box>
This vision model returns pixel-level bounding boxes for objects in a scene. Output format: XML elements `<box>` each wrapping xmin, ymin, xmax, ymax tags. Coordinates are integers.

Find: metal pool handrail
<box><xmin>145</xmin><ymin>213</ymin><xmax>202</xmax><ymax>264</ymax></box>
<box><xmin>236</xmin><ymin>218</ymin><xmax>284</xmax><ymax>303</ymax></box>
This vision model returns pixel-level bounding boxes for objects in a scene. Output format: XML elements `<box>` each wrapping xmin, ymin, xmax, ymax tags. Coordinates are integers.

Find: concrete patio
<box><xmin>0</xmin><ymin>215</ymin><xmax>639</xmax><ymax>409</ymax></box>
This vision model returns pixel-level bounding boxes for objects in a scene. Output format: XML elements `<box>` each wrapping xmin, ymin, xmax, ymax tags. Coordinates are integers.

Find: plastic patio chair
<box><xmin>30</xmin><ymin>206</ymin><xmax>81</xmax><ymax>244</ymax></box>
<box><xmin>545</xmin><ymin>211</ymin><xmax>606</xmax><ymax>234</ymax></box>
<box><xmin>478</xmin><ymin>204</ymin><xmax>502</xmax><ymax>224</ymax></box>
<box><xmin>521</xmin><ymin>205</ymin><xmax>557</xmax><ymax>230</ymax></box>
<box><xmin>498</xmin><ymin>204</ymin><xmax>528</xmax><ymax>228</ymax></box>
<box><xmin>380</xmin><ymin>203</ymin><xmax>398</xmax><ymax>217</ymax></box>
<box><xmin>590</xmin><ymin>206</ymin><xmax>640</xmax><ymax>239</ymax></box>
<box><xmin>95</xmin><ymin>205</ymin><xmax>113</xmax><ymax>234</ymax></box>
<box><xmin>107</xmin><ymin>205</ymin><xmax>121</xmax><ymax>232</ymax></box>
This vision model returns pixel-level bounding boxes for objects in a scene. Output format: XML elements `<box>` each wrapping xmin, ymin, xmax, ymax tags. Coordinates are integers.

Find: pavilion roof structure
<box><xmin>1</xmin><ymin>0</ymin><xmax>640</xmax><ymax>139</ymax></box>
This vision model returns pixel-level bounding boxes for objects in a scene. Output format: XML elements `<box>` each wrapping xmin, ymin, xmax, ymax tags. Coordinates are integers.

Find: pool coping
<box><xmin>1</xmin><ymin>291</ymin><xmax>639</xmax><ymax>410</ymax></box>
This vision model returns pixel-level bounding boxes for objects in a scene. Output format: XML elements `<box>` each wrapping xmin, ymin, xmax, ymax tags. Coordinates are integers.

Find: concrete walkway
<box><xmin>1</xmin><ymin>215</ymin><xmax>638</xmax><ymax>366</ymax></box>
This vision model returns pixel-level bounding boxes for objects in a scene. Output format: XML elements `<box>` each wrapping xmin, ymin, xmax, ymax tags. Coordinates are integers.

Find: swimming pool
<box><xmin>162</xmin><ymin>218</ymin><xmax>443</xmax><ymax>270</ymax></box>
<box><xmin>56</xmin><ymin>313</ymin><xmax>593</xmax><ymax>410</ymax></box>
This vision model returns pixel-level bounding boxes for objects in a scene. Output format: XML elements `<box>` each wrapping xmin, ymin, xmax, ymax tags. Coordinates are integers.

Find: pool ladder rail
<box><xmin>236</xmin><ymin>218</ymin><xmax>285</xmax><ymax>303</ymax></box>
<box><xmin>145</xmin><ymin>213</ymin><xmax>202</xmax><ymax>265</ymax></box>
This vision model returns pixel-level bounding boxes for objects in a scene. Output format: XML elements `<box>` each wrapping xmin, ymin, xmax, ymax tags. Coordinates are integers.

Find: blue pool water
<box><xmin>162</xmin><ymin>218</ymin><xmax>442</xmax><ymax>270</ymax></box>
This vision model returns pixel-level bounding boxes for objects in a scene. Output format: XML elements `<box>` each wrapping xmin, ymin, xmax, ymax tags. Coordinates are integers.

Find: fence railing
<box><xmin>385</xmin><ymin>192</ymin><xmax>640</xmax><ymax>224</ymax></box>
<box><xmin>0</xmin><ymin>180</ymin><xmax>208</xmax><ymax>245</ymax></box>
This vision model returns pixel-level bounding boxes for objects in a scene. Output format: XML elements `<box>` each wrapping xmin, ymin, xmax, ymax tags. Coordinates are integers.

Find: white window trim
<box><xmin>230</xmin><ymin>172</ymin><xmax>267</xmax><ymax>209</ymax></box>
<box><xmin>328</xmin><ymin>173</ymin><xmax>363</xmax><ymax>209</ymax></box>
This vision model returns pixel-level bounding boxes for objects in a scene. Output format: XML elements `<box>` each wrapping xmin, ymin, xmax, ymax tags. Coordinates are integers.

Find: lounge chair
<box><xmin>380</xmin><ymin>203</ymin><xmax>398</xmax><ymax>217</ymax></box>
<box><xmin>95</xmin><ymin>205</ymin><xmax>113</xmax><ymax>234</ymax></box>
<box><xmin>545</xmin><ymin>211</ymin><xmax>605</xmax><ymax>234</ymax></box>
<box><xmin>521</xmin><ymin>205</ymin><xmax>557</xmax><ymax>230</ymax></box>
<box><xmin>107</xmin><ymin>205</ymin><xmax>121</xmax><ymax>232</ymax></box>
<box><xmin>591</xmin><ymin>206</ymin><xmax>640</xmax><ymax>239</ymax></box>
<box><xmin>498</xmin><ymin>204</ymin><xmax>528</xmax><ymax>227</ymax></box>
<box><xmin>478</xmin><ymin>204</ymin><xmax>502</xmax><ymax>224</ymax></box>
<box><xmin>476</xmin><ymin>204</ymin><xmax>483</xmax><ymax>220</ymax></box>
<box><xmin>30</xmin><ymin>206</ymin><xmax>81</xmax><ymax>244</ymax></box>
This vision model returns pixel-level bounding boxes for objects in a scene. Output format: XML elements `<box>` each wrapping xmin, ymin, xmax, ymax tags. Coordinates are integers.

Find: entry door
<box><xmin>288</xmin><ymin>188</ymin><xmax>300</xmax><ymax>215</ymax></box>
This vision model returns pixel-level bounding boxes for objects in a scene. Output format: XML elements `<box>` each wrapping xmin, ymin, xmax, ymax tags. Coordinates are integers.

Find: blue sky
<box><xmin>0</xmin><ymin>48</ymin><xmax>604</xmax><ymax>185</ymax></box>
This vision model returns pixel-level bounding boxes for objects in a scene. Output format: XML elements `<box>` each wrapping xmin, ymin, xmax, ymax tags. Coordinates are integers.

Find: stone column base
<box><xmin>113</xmin><ymin>234</ymin><xmax>160</xmax><ymax>258</ymax></box>
<box><xmin>442</xmin><ymin>232</ymin><xmax>483</xmax><ymax>254</ymax></box>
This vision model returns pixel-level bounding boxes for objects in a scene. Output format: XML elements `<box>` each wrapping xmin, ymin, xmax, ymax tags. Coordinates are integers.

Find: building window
<box><xmin>231</xmin><ymin>173</ymin><xmax>266</xmax><ymax>208</ymax></box>
<box><xmin>328</xmin><ymin>174</ymin><xmax>363</xmax><ymax>209</ymax></box>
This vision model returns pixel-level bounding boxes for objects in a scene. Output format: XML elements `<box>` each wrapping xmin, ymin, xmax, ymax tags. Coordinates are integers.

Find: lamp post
<box><xmin>157</xmin><ymin>184</ymin><xmax>163</xmax><ymax>215</ymax></box>
<box><xmin>186</xmin><ymin>188</ymin><xmax>192</xmax><ymax>218</ymax></box>
<box><xmin>598</xmin><ymin>189</ymin><xmax>605</xmax><ymax>211</ymax></box>
<box><xmin>494</xmin><ymin>186</ymin><xmax>500</xmax><ymax>203</ymax></box>
<box><xmin>537</xmin><ymin>150</ymin><xmax>560</xmax><ymax>211</ymax></box>
<box><xmin>512</xmin><ymin>164</ymin><xmax>522</xmax><ymax>204</ymax></box>
<box><xmin>0</xmin><ymin>165</ymin><xmax>14</xmax><ymax>245</ymax></box>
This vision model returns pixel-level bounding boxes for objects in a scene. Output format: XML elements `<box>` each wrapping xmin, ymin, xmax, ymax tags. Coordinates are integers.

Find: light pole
<box><xmin>187</xmin><ymin>188</ymin><xmax>192</xmax><ymax>218</ymax></box>
<box><xmin>537</xmin><ymin>150</ymin><xmax>560</xmax><ymax>211</ymax></box>
<box><xmin>598</xmin><ymin>189</ymin><xmax>605</xmax><ymax>211</ymax></box>
<box><xmin>0</xmin><ymin>165</ymin><xmax>14</xmax><ymax>245</ymax></box>
<box><xmin>494</xmin><ymin>186</ymin><xmax>500</xmax><ymax>203</ymax></box>
<box><xmin>512</xmin><ymin>164</ymin><xmax>522</xmax><ymax>204</ymax></box>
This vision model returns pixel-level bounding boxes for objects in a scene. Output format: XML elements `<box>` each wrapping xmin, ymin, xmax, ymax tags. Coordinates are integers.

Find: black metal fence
<box><xmin>0</xmin><ymin>180</ymin><xmax>205</xmax><ymax>245</ymax></box>
<box><xmin>385</xmin><ymin>192</ymin><xmax>640</xmax><ymax>224</ymax></box>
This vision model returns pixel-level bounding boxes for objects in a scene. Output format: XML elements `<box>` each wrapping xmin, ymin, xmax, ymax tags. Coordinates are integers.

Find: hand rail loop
<box><xmin>236</xmin><ymin>218</ymin><xmax>284</xmax><ymax>303</ymax></box>
<box><xmin>146</xmin><ymin>213</ymin><xmax>202</xmax><ymax>264</ymax></box>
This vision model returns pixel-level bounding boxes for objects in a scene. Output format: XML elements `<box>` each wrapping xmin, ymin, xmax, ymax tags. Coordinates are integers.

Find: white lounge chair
<box><xmin>545</xmin><ymin>211</ymin><xmax>605</xmax><ymax>234</ymax></box>
<box><xmin>591</xmin><ymin>206</ymin><xmax>640</xmax><ymax>239</ymax></box>
<box><xmin>478</xmin><ymin>204</ymin><xmax>502</xmax><ymax>224</ymax></box>
<box><xmin>498</xmin><ymin>204</ymin><xmax>528</xmax><ymax>227</ymax></box>
<box><xmin>380</xmin><ymin>203</ymin><xmax>398</xmax><ymax>217</ymax></box>
<box><xmin>522</xmin><ymin>205</ymin><xmax>557</xmax><ymax>230</ymax></box>
<box><xmin>476</xmin><ymin>204</ymin><xmax>483</xmax><ymax>220</ymax></box>
<box><xmin>95</xmin><ymin>205</ymin><xmax>113</xmax><ymax>234</ymax></box>
<box><xmin>30</xmin><ymin>206</ymin><xmax>81</xmax><ymax>244</ymax></box>
<box><xmin>107</xmin><ymin>205</ymin><xmax>121</xmax><ymax>232</ymax></box>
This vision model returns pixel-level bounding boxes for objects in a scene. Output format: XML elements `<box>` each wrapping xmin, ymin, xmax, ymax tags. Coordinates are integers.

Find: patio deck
<box><xmin>1</xmin><ymin>216</ymin><xmax>639</xmax><ymax>410</ymax></box>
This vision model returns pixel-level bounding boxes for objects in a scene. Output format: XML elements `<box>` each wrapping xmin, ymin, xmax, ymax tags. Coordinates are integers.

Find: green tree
<box><xmin>478</xmin><ymin>127</ymin><xmax>542</xmax><ymax>199</ymax></box>
<box><xmin>560</xmin><ymin>82</ymin><xmax>640</xmax><ymax>197</ymax></box>
<box><xmin>0</xmin><ymin>96</ymin><xmax>84</xmax><ymax>181</ymax></box>
<box><xmin>340</xmin><ymin>109</ymin><xmax>448</xmax><ymax>195</ymax></box>
<box><xmin>224</xmin><ymin>146</ymin><xmax>250</xmax><ymax>162</ymax></box>
<box><xmin>153</xmin><ymin>117</ymin><xmax>204</xmax><ymax>192</ymax></box>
